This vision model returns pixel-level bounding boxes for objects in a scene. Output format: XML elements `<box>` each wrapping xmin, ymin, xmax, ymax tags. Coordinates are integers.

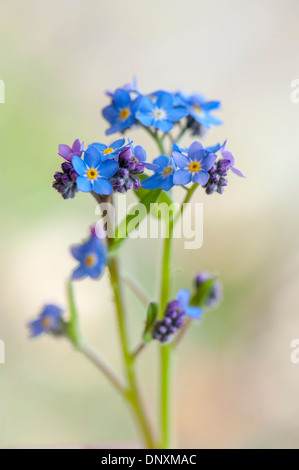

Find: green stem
<box><xmin>66</xmin><ymin>280</ymin><xmax>126</xmax><ymax>395</ymax></box>
<box><xmin>159</xmin><ymin>214</ymin><xmax>174</xmax><ymax>449</ymax></box>
<box><xmin>142</xmin><ymin>126</ymin><xmax>165</xmax><ymax>154</ymax></box>
<box><xmin>108</xmin><ymin>251</ymin><xmax>155</xmax><ymax>449</ymax></box>
<box><xmin>158</xmin><ymin>183</ymin><xmax>198</xmax><ymax>449</ymax></box>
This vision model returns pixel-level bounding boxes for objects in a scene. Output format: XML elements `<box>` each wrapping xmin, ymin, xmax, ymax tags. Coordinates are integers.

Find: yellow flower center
<box><xmin>103</xmin><ymin>147</ymin><xmax>113</xmax><ymax>155</ymax></box>
<box><xmin>189</xmin><ymin>161</ymin><xmax>200</xmax><ymax>172</ymax></box>
<box><xmin>193</xmin><ymin>104</ymin><xmax>203</xmax><ymax>116</ymax></box>
<box><xmin>163</xmin><ymin>166</ymin><xmax>174</xmax><ymax>176</ymax></box>
<box><xmin>119</xmin><ymin>108</ymin><xmax>130</xmax><ymax>120</ymax></box>
<box><xmin>86</xmin><ymin>168</ymin><xmax>98</xmax><ymax>180</ymax></box>
<box><xmin>85</xmin><ymin>254</ymin><xmax>97</xmax><ymax>267</ymax></box>
<box><xmin>42</xmin><ymin>316</ymin><xmax>52</xmax><ymax>328</ymax></box>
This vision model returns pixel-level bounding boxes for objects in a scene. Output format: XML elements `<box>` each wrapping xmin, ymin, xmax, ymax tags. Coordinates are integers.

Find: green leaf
<box><xmin>111</xmin><ymin>188</ymin><xmax>162</xmax><ymax>250</ymax></box>
<box><xmin>66</xmin><ymin>280</ymin><xmax>81</xmax><ymax>347</ymax></box>
<box><xmin>142</xmin><ymin>302</ymin><xmax>158</xmax><ymax>343</ymax></box>
<box><xmin>190</xmin><ymin>278</ymin><xmax>215</xmax><ymax>307</ymax></box>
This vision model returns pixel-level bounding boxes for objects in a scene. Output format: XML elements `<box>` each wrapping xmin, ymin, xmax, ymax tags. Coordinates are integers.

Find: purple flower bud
<box><xmin>109</xmin><ymin>145</ymin><xmax>145</xmax><ymax>193</ymax></box>
<box><xmin>52</xmin><ymin>161</ymin><xmax>78</xmax><ymax>200</ymax></box>
<box><xmin>194</xmin><ymin>271</ymin><xmax>223</xmax><ymax>309</ymax></box>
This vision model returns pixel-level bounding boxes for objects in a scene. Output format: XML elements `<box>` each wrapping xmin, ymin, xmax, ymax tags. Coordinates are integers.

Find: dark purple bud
<box><xmin>219</xmin><ymin>177</ymin><xmax>228</xmax><ymax>186</ymax></box>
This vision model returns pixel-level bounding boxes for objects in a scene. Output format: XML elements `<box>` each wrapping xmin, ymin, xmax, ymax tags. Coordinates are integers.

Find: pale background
<box><xmin>1</xmin><ymin>0</ymin><xmax>299</xmax><ymax>449</ymax></box>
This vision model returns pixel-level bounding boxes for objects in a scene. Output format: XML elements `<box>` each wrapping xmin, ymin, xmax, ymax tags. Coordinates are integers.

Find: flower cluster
<box><xmin>52</xmin><ymin>81</ymin><xmax>243</xmax><ymax>201</ymax></box>
<box><xmin>142</xmin><ymin>140</ymin><xmax>244</xmax><ymax>194</ymax></box>
<box><xmin>152</xmin><ymin>272</ymin><xmax>223</xmax><ymax>344</ymax></box>
<box><xmin>152</xmin><ymin>289</ymin><xmax>203</xmax><ymax>343</ymax></box>
<box><xmin>102</xmin><ymin>82</ymin><xmax>221</xmax><ymax>136</ymax></box>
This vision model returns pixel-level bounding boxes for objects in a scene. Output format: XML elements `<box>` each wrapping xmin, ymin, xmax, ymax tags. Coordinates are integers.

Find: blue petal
<box><xmin>91</xmin><ymin>143</ymin><xmax>107</xmax><ymax>152</ymax></box>
<box><xmin>70</xmin><ymin>245</ymin><xmax>86</xmax><ymax>261</ymax></box>
<box><xmin>92</xmin><ymin>178</ymin><xmax>113</xmax><ymax>195</ymax></box>
<box><xmin>111</xmin><ymin>138</ymin><xmax>125</xmax><ymax>150</ymax></box>
<box><xmin>102</xmin><ymin>105</ymin><xmax>119</xmax><ymax>124</ymax></box>
<box><xmin>138</xmin><ymin>96</ymin><xmax>154</xmax><ymax>114</ymax></box>
<box><xmin>72</xmin><ymin>156</ymin><xmax>87</xmax><ymax>176</ymax></box>
<box><xmin>201</xmin><ymin>154</ymin><xmax>217</xmax><ymax>171</ymax></box>
<box><xmin>205</xmin><ymin>143</ymin><xmax>222</xmax><ymax>154</ymax></box>
<box><xmin>205</xmin><ymin>114</ymin><xmax>222</xmax><ymax>126</ymax></box>
<box><xmin>188</xmin><ymin>141</ymin><xmax>204</xmax><ymax>161</ymax></box>
<box><xmin>173</xmin><ymin>169</ymin><xmax>192</xmax><ymax>185</ymax></box>
<box><xmin>28</xmin><ymin>319</ymin><xmax>44</xmax><ymax>337</ymax></box>
<box><xmin>166</xmin><ymin>106</ymin><xmax>188</xmax><ymax>122</ymax></box>
<box><xmin>162</xmin><ymin>176</ymin><xmax>174</xmax><ymax>191</ymax></box>
<box><xmin>105</xmin><ymin>122</ymin><xmax>125</xmax><ymax>135</ymax></box>
<box><xmin>136</xmin><ymin>112</ymin><xmax>154</xmax><ymax>127</ymax></box>
<box><xmin>172</xmin><ymin>151</ymin><xmax>189</xmax><ymax>169</ymax></box>
<box><xmin>76</xmin><ymin>176</ymin><xmax>92</xmax><ymax>192</ymax></box>
<box><xmin>89</xmin><ymin>263</ymin><xmax>105</xmax><ymax>279</ymax></box>
<box><xmin>42</xmin><ymin>304</ymin><xmax>63</xmax><ymax>319</ymax></box>
<box><xmin>185</xmin><ymin>306</ymin><xmax>203</xmax><ymax>320</ymax></box>
<box><xmin>142</xmin><ymin>174</ymin><xmax>163</xmax><ymax>190</ymax></box>
<box><xmin>134</xmin><ymin>145</ymin><xmax>146</xmax><ymax>162</ymax></box>
<box><xmin>152</xmin><ymin>155</ymin><xmax>170</xmax><ymax>170</ymax></box>
<box><xmin>176</xmin><ymin>289</ymin><xmax>190</xmax><ymax>309</ymax></box>
<box><xmin>154</xmin><ymin>119</ymin><xmax>173</xmax><ymax>133</ymax></box>
<box><xmin>145</xmin><ymin>162</ymin><xmax>159</xmax><ymax>170</ymax></box>
<box><xmin>98</xmin><ymin>160</ymin><xmax>119</xmax><ymax>178</ymax></box>
<box><xmin>113</xmin><ymin>89</ymin><xmax>130</xmax><ymax>109</ymax></box>
<box><xmin>72</xmin><ymin>265</ymin><xmax>88</xmax><ymax>280</ymax></box>
<box><xmin>192</xmin><ymin>171</ymin><xmax>209</xmax><ymax>185</ymax></box>
<box><xmin>156</xmin><ymin>92</ymin><xmax>173</xmax><ymax>109</ymax></box>
<box><xmin>202</xmin><ymin>100</ymin><xmax>221</xmax><ymax>111</ymax></box>
<box><xmin>84</xmin><ymin>147</ymin><xmax>102</xmax><ymax>169</ymax></box>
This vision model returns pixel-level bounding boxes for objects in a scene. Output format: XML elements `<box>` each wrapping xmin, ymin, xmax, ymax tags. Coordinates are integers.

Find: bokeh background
<box><xmin>1</xmin><ymin>0</ymin><xmax>299</xmax><ymax>449</ymax></box>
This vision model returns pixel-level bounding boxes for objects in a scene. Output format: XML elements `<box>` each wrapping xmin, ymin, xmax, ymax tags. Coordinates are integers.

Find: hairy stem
<box><xmin>122</xmin><ymin>274</ymin><xmax>151</xmax><ymax>307</ymax></box>
<box><xmin>108</xmin><ymin>253</ymin><xmax>155</xmax><ymax>448</ymax></box>
<box><xmin>79</xmin><ymin>340</ymin><xmax>127</xmax><ymax>394</ymax></box>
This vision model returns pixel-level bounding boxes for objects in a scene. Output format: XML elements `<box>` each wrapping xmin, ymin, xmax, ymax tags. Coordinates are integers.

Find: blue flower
<box><xmin>90</xmin><ymin>138</ymin><xmax>126</xmax><ymax>161</ymax></box>
<box><xmin>71</xmin><ymin>227</ymin><xmax>107</xmax><ymax>280</ymax></box>
<box><xmin>102</xmin><ymin>89</ymin><xmax>141</xmax><ymax>135</ymax></box>
<box><xmin>136</xmin><ymin>91</ymin><xmax>187</xmax><ymax>133</ymax></box>
<box><xmin>142</xmin><ymin>155</ymin><xmax>176</xmax><ymax>191</ymax></box>
<box><xmin>172</xmin><ymin>141</ymin><xmax>216</xmax><ymax>186</ymax></box>
<box><xmin>72</xmin><ymin>145</ymin><xmax>118</xmax><ymax>195</ymax></box>
<box><xmin>28</xmin><ymin>304</ymin><xmax>64</xmax><ymax>338</ymax></box>
<box><xmin>176</xmin><ymin>289</ymin><xmax>203</xmax><ymax>319</ymax></box>
<box><xmin>175</xmin><ymin>91</ymin><xmax>222</xmax><ymax>128</ymax></box>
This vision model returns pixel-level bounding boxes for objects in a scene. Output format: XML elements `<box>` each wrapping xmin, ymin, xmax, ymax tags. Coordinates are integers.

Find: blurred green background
<box><xmin>1</xmin><ymin>0</ymin><xmax>299</xmax><ymax>449</ymax></box>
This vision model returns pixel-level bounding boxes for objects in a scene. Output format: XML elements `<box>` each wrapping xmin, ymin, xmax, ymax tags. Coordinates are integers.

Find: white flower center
<box><xmin>152</xmin><ymin>107</ymin><xmax>166</xmax><ymax>120</ymax></box>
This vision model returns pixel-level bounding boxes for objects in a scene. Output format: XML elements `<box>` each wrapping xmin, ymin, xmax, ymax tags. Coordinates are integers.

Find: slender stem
<box><xmin>108</xmin><ymin>242</ymin><xmax>155</xmax><ymax>449</ymax></box>
<box><xmin>159</xmin><ymin>213</ymin><xmax>174</xmax><ymax>449</ymax></box>
<box><xmin>66</xmin><ymin>280</ymin><xmax>126</xmax><ymax>396</ymax></box>
<box><xmin>78</xmin><ymin>340</ymin><xmax>127</xmax><ymax>394</ymax></box>
<box><xmin>142</xmin><ymin>126</ymin><xmax>165</xmax><ymax>154</ymax></box>
<box><xmin>158</xmin><ymin>183</ymin><xmax>198</xmax><ymax>449</ymax></box>
<box><xmin>132</xmin><ymin>342</ymin><xmax>146</xmax><ymax>359</ymax></box>
<box><xmin>122</xmin><ymin>274</ymin><xmax>150</xmax><ymax>307</ymax></box>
